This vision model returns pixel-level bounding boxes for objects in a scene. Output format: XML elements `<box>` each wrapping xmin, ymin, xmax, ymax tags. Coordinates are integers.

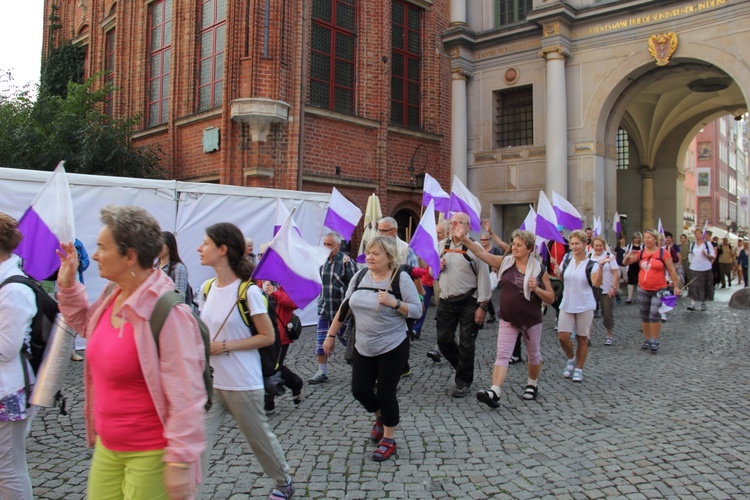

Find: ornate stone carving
<box><xmin>543</xmin><ymin>22</ymin><xmax>560</xmax><ymax>37</ymax></box>
<box><xmin>451</xmin><ymin>68</ymin><xmax>472</xmax><ymax>80</ymax></box>
<box><xmin>539</xmin><ymin>45</ymin><xmax>571</xmax><ymax>59</ymax></box>
<box><xmin>503</xmin><ymin>67</ymin><xmax>519</xmax><ymax>85</ymax></box>
<box><xmin>648</xmin><ymin>32</ymin><xmax>678</xmax><ymax>66</ymax></box>
<box><xmin>447</xmin><ymin>47</ymin><xmax>460</xmax><ymax>59</ymax></box>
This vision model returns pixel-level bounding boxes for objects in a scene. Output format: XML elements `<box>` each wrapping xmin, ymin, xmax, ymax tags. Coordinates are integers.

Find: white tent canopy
<box><xmin>0</xmin><ymin>167</ymin><xmax>331</xmax><ymax>325</ymax></box>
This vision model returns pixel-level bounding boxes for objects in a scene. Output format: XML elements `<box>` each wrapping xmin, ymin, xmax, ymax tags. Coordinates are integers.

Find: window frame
<box><xmin>494</xmin><ymin>85</ymin><xmax>534</xmax><ymax>148</ymax></box>
<box><xmin>309</xmin><ymin>0</ymin><xmax>358</xmax><ymax>115</ymax></box>
<box><xmin>147</xmin><ymin>0</ymin><xmax>172</xmax><ymax>127</ymax></box>
<box><xmin>390</xmin><ymin>0</ymin><xmax>423</xmax><ymax>130</ymax></box>
<box><xmin>197</xmin><ymin>0</ymin><xmax>227</xmax><ymax>112</ymax></box>
<box><xmin>104</xmin><ymin>28</ymin><xmax>116</xmax><ymax>116</ymax></box>
<box><xmin>496</xmin><ymin>0</ymin><xmax>533</xmax><ymax>27</ymax></box>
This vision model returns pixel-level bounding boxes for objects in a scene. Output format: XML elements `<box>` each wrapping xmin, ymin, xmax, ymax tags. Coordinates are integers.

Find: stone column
<box><xmin>451</xmin><ymin>68</ymin><xmax>470</xmax><ymax>184</ymax></box>
<box><xmin>540</xmin><ymin>46</ymin><xmax>571</xmax><ymax>198</ymax></box>
<box><xmin>640</xmin><ymin>166</ymin><xmax>655</xmax><ymax>229</ymax></box>
<box><xmin>450</xmin><ymin>0</ymin><xmax>466</xmax><ymax>26</ymax></box>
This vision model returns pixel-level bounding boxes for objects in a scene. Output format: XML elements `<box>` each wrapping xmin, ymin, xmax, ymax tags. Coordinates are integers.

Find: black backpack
<box><xmin>149</xmin><ymin>291</ymin><xmax>214</xmax><ymax>411</ymax></box>
<box><xmin>0</xmin><ymin>275</ymin><xmax>59</xmax><ymax>404</ymax></box>
<box><xmin>560</xmin><ymin>253</ymin><xmax>597</xmax><ymax>287</ymax></box>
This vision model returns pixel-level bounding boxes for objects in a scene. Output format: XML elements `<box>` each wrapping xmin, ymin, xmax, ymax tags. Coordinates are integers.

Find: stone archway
<box><xmin>392</xmin><ymin>203</ymin><xmax>421</xmax><ymax>243</ymax></box>
<box><xmin>589</xmin><ymin>47</ymin><xmax>750</xmax><ymax>233</ymax></box>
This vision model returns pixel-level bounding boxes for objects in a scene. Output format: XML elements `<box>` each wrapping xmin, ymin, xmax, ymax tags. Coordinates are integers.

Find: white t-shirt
<box><xmin>589</xmin><ymin>252</ymin><xmax>618</xmax><ymax>291</ymax></box>
<box><xmin>199</xmin><ymin>279</ymin><xmax>267</xmax><ymax>391</ymax></box>
<box><xmin>689</xmin><ymin>241</ymin><xmax>715</xmax><ymax>272</ymax></box>
<box><xmin>560</xmin><ymin>257</ymin><xmax>599</xmax><ymax>313</ymax></box>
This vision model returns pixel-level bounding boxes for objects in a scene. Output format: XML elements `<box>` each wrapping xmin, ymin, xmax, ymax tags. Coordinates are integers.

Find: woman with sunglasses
<box><xmin>622</xmin><ymin>228</ymin><xmax>681</xmax><ymax>353</ymax></box>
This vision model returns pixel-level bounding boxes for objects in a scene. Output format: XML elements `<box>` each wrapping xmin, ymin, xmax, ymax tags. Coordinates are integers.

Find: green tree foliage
<box><xmin>0</xmin><ymin>77</ymin><xmax>166</xmax><ymax>179</ymax></box>
<box><xmin>39</xmin><ymin>43</ymin><xmax>86</xmax><ymax>98</ymax></box>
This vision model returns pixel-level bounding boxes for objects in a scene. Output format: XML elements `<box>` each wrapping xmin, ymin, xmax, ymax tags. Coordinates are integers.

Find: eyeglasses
<box><xmin>377</xmin><ymin>227</ymin><xmax>396</xmax><ymax>234</ymax></box>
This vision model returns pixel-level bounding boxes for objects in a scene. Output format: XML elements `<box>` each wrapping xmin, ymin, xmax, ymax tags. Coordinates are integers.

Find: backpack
<box><xmin>165</xmin><ymin>262</ymin><xmax>197</xmax><ymax>311</ymax></box>
<box><xmin>0</xmin><ymin>275</ymin><xmax>60</xmax><ymax>405</ymax></box>
<box><xmin>638</xmin><ymin>247</ymin><xmax>666</xmax><ymax>264</ymax></box>
<box><xmin>285</xmin><ymin>313</ymin><xmax>303</xmax><ymax>341</ymax></box>
<box><xmin>560</xmin><ymin>253</ymin><xmax>597</xmax><ymax>287</ymax></box>
<box><xmin>690</xmin><ymin>241</ymin><xmax>713</xmax><ymax>256</ymax></box>
<box><xmin>202</xmin><ymin>279</ymin><xmax>283</xmax><ymax>380</ymax></box>
<box><xmin>442</xmin><ymin>240</ymin><xmax>478</xmax><ymax>275</ymax></box>
<box><xmin>149</xmin><ymin>291</ymin><xmax>214</xmax><ymax>411</ymax></box>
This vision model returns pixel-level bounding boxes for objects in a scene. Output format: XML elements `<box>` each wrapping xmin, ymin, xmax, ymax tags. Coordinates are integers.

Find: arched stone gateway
<box><xmin>445</xmin><ymin>0</ymin><xmax>750</xmax><ymax>239</ymax></box>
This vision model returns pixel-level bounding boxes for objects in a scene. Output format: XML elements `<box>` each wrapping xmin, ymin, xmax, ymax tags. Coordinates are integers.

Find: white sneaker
<box><xmin>563</xmin><ymin>359</ymin><xmax>576</xmax><ymax>378</ymax></box>
<box><xmin>572</xmin><ymin>369</ymin><xmax>583</xmax><ymax>382</ymax></box>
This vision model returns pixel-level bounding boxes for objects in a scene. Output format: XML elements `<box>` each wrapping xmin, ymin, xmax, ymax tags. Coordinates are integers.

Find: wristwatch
<box><xmin>478</xmin><ymin>303</ymin><xmax>488</xmax><ymax>311</ymax></box>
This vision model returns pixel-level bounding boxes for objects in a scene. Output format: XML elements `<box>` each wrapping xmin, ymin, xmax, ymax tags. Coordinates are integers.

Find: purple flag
<box><xmin>409</xmin><ymin>200</ymin><xmax>441</xmax><ymax>280</ymax></box>
<box><xmin>323</xmin><ymin>187</ymin><xmax>362</xmax><ymax>241</ymax></box>
<box><xmin>448</xmin><ymin>176</ymin><xmax>482</xmax><ymax>232</ymax></box>
<box><xmin>422</xmin><ymin>173</ymin><xmax>450</xmax><ymax>213</ymax></box>
<box><xmin>613</xmin><ymin>212</ymin><xmax>622</xmax><ymax>234</ymax></box>
<box><xmin>552</xmin><ymin>191</ymin><xmax>583</xmax><ymax>230</ymax></box>
<box><xmin>657</xmin><ymin>218</ymin><xmax>664</xmax><ymax>237</ymax></box>
<box><xmin>15</xmin><ymin>162</ymin><xmax>76</xmax><ymax>280</ymax></box>
<box><xmin>535</xmin><ymin>191</ymin><xmax>565</xmax><ymax>243</ymax></box>
<box><xmin>702</xmin><ymin>219</ymin><xmax>709</xmax><ymax>239</ymax></box>
<box><xmin>253</xmin><ymin>211</ymin><xmax>330</xmax><ymax>309</ymax></box>
<box><xmin>658</xmin><ymin>294</ymin><xmax>678</xmax><ymax>314</ymax></box>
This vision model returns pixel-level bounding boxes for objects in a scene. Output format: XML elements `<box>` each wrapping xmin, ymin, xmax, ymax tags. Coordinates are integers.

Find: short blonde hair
<box><xmin>511</xmin><ymin>229</ymin><xmax>535</xmax><ymax>250</ymax></box>
<box><xmin>366</xmin><ymin>236</ymin><xmax>399</xmax><ymax>270</ymax></box>
<box><xmin>569</xmin><ymin>229</ymin><xmax>588</xmax><ymax>244</ymax></box>
<box><xmin>592</xmin><ymin>235</ymin><xmax>608</xmax><ymax>248</ymax></box>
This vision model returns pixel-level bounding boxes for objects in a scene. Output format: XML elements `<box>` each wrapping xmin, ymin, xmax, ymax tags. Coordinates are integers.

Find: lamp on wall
<box><xmin>409</xmin><ymin>144</ymin><xmax>428</xmax><ymax>187</ymax></box>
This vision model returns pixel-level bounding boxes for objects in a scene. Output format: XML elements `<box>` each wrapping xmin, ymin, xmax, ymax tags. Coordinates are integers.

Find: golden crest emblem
<box><xmin>648</xmin><ymin>32</ymin><xmax>678</xmax><ymax>66</ymax></box>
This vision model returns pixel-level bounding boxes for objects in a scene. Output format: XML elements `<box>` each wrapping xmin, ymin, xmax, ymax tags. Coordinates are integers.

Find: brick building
<box><xmin>42</xmin><ymin>0</ymin><xmax>452</xmax><ymax>239</ymax></box>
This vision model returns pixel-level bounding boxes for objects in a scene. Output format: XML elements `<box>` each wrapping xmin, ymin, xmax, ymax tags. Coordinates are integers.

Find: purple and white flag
<box><xmin>592</xmin><ymin>216</ymin><xmax>602</xmax><ymax>237</ymax></box>
<box><xmin>448</xmin><ymin>176</ymin><xmax>482</xmax><ymax>232</ymax></box>
<box><xmin>422</xmin><ymin>173</ymin><xmax>450</xmax><ymax>213</ymax></box>
<box><xmin>552</xmin><ymin>191</ymin><xmax>583</xmax><ymax>230</ymax></box>
<box><xmin>657</xmin><ymin>218</ymin><xmax>664</xmax><ymax>237</ymax></box>
<box><xmin>520</xmin><ymin>205</ymin><xmax>536</xmax><ymax>233</ymax></box>
<box><xmin>15</xmin><ymin>162</ymin><xmax>76</xmax><ymax>281</ymax></box>
<box><xmin>658</xmin><ymin>294</ymin><xmax>678</xmax><ymax>314</ymax></box>
<box><xmin>323</xmin><ymin>187</ymin><xmax>362</xmax><ymax>241</ymax></box>
<box><xmin>273</xmin><ymin>198</ymin><xmax>300</xmax><ymax>236</ymax></box>
<box><xmin>409</xmin><ymin>200</ymin><xmax>441</xmax><ymax>280</ymax></box>
<box><xmin>535</xmin><ymin>191</ymin><xmax>565</xmax><ymax>243</ymax></box>
<box><xmin>702</xmin><ymin>219</ymin><xmax>709</xmax><ymax>239</ymax></box>
<box><xmin>613</xmin><ymin>212</ymin><xmax>622</xmax><ymax>235</ymax></box>
<box><xmin>253</xmin><ymin>212</ymin><xmax>330</xmax><ymax>309</ymax></box>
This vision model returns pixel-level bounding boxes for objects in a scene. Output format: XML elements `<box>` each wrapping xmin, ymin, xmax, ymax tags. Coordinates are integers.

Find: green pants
<box><xmin>88</xmin><ymin>438</ymin><xmax>167</xmax><ymax>500</ymax></box>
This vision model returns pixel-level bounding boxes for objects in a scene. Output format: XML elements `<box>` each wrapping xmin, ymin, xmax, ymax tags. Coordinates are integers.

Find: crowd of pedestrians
<box><xmin>3</xmin><ymin>201</ymin><xmax>749</xmax><ymax>499</ymax></box>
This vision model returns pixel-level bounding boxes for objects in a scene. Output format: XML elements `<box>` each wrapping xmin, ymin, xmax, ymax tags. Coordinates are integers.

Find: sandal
<box><xmin>372</xmin><ymin>439</ymin><xmax>397</xmax><ymax>461</ymax></box>
<box><xmin>370</xmin><ymin>419</ymin><xmax>384</xmax><ymax>443</ymax></box>
<box><xmin>522</xmin><ymin>384</ymin><xmax>538</xmax><ymax>400</ymax></box>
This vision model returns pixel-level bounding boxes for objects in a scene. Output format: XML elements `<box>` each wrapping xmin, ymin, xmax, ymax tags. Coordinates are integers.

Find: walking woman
<box><xmin>686</xmin><ymin>228</ymin><xmax>716</xmax><ymax>312</ymax></box>
<box><xmin>0</xmin><ymin>213</ymin><xmax>36</xmax><ymax>499</ymax></box>
<box><xmin>197</xmin><ymin>223</ymin><xmax>294</xmax><ymax>499</ymax></box>
<box><xmin>455</xmin><ymin>228</ymin><xmax>555</xmax><ymax>406</ymax></box>
<box><xmin>56</xmin><ymin>206</ymin><xmax>207</xmax><ymax>499</ymax></box>
<box><xmin>158</xmin><ymin>231</ymin><xmax>193</xmax><ymax>303</ymax></box>
<box><xmin>625</xmin><ymin>232</ymin><xmax>642</xmax><ymax>303</ymax></box>
<box><xmin>622</xmin><ymin>228</ymin><xmax>681</xmax><ymax>352</ymax></box>
<box><xmin>555</xmin><ymin>230</ymin><xmax>606</xmax><ymax>383</ymax></box>
<box><xmin>589</xmin><ymin>236</ymin><xmax>620</xmax><ymax>345</ymax></box>
<box><xmin>323</xmin><ymin>236</ymin><xmax>421</xmax><ymax>461</ymax></box>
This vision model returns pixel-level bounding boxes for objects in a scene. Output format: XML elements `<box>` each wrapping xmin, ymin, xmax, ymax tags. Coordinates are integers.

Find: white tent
<box><xmin>0</xmin><ymin>167</ymin><xmax>331</xmax><ymax>325</ymax></box>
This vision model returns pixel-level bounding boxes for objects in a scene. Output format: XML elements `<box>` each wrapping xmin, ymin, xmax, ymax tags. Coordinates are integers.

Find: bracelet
<box><xmin>165</xmin><ymin>462</ymin><xmax>190</xmax><ymax>469</ymax></box>
<box><xmin>327</xmin><ymin>334</ymin><xmax>336</xmax><ymax>339</ymax></box>
<box><xmin>222</xmin><ymin>340</ymin><xmax>230</xmax><ymax>356</ymax></box>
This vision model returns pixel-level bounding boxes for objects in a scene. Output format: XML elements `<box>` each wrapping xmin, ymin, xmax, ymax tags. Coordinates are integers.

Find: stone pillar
<box><xmin>540</xmin><ymin>47</ymin><xmax>571</xmax><ymax>198</ymax></box>
<box><xmin>451</xmin><ymin>68</ymin><xmax>470</xmax><ymax>184</ymax></box>
<box><xmin>641</xmin><ymin>166</ymin><xmax>655</xmax><ymax>229</ymax></box>
<box><xmin>450</xmin><ymin>0</ymin><xmax>466</xmax><ymax>26</ymax></box>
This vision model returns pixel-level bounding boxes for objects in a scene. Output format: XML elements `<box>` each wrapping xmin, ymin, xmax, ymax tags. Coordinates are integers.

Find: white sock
<box><xmin>527</xmin><ymin>379</ymin><xmax>538</xmax><ymax>387</ymax></box>
<box><xmin>319</xmin><ymin>363</ymin><xmax>328</xmax><ymax>374</ymax></box>
<box><xmin>490</xmin><ymin>385</ymin><xmax>502</xmax><ymax>398</ymax></box>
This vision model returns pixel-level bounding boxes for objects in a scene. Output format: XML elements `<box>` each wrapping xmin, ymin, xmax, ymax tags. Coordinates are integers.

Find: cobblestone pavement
<box><xmin>27</xmin><ymin>284</ymin><xmax>750</xmax><ymax>499</ymax></box>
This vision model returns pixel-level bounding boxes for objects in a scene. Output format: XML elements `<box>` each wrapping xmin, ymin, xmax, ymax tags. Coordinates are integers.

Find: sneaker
<box><xmin>426</xmin><ymin>349</ymin><xmax>442</xmax><ymax>362</ymax></box>
<box><xmin>650</xmin><ymin>340</ymin><xmax>660</xmax><ymax>353</ymax></box>
<box><xmin>571</xmin><ymin>369</ymin><xmax>583</xmax><ymax>382</ymax></box>
<box><xmin>264</xmin><ymin>401</ymin><xmax>276</xmax><ymax>415</ymax></box>
<box><xmin>451</xmin><ymin>385</ymin><xmax>470</xmax><ymax>398</ymax></box>
<box><xmin>269</xmin><ymin>480</ymin><xmax>294</xmax><ymax>499</ymax></box>
<box><xmin>570</xmin><ymin>331</ymin><xmax>576</xmax><ymax>340</ymax></box>
<box><xmin>476</xmin><ymin>389</ymin><xmax>500</xmax><ymax>408</ymax></box>
<box><xmin>401</xmin><ymin>368</ymin><xmax>413</xmax><ymax>378</ymax></box>
<box><xmin>508</xmin><ymin>355</ymin><xmax>521</xmax><ymax>365</ymax></box>
<box><xmin>307</xmin><ymin>371</ymin><xmax>329</xmax><ymax>384</ymax></box>
<box><xmin>604</xmin><ymin>337</ymin><xmax>613</xmax><ymax>346</ymax></box>
<box><xmin>625</xmin><ymin>298</ymin><xmax>632</xmax><ymax>304</ymax></box>
<box><xmin>660</xmin><ymin>313</ymin><xmax>667</xmax><ymax>323</ymax></box>
<box><xmin>563</xmin><ymin>358</ymin><xmax>576</xmax><ymax>378</ymax></box>
<box><xmin>700</xmin><ymin>303</ymin><xmax>707</xmax><ymax>311</ymax></box>
<box><xmin>486</xmin><ymin>315</ymin><xmax>496</xmax><ymax>324</ymax></box>
<box><xmin>687</xmin><ymin>305</ymin><xmax>696</xmax><ymax>311</ymax></box>
<box><xmin>641</xmin><ymin>340</ymin><xmax>651</xmax><ymax>350</ymax></box>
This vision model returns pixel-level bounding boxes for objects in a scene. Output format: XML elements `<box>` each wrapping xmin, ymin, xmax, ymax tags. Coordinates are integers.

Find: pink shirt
<box><xmin>88</xmin><ymin>299</ymin><xmax>166</xmax><ymax>451</ymax></box>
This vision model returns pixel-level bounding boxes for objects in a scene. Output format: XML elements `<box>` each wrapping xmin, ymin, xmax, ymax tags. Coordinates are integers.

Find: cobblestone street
<box><xmin>26</xmin><ymin>285</ymin><xmax>750</xmax><ymax>499</ymax></box>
